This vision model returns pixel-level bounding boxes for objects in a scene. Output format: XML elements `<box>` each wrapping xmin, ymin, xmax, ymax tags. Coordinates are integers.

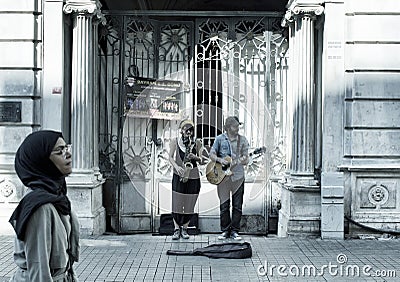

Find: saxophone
<box><xmin>180</xmin><ymin>138</ymin><xmax>194</xmax><ymax>183</ymax></box>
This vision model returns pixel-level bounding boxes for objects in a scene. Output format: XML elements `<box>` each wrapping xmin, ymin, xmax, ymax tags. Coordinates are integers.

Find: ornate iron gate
<box><xmin>98</xmin><ymin>12</ymin><xmax>285</xmax><ymax>234</ymax></box>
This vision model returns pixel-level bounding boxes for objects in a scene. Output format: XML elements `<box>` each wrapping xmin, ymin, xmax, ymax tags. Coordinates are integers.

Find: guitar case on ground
<box><xmin>166</xmin><ymin>242</ymin><xmax>252</xmax><ymax>259</ymax></box>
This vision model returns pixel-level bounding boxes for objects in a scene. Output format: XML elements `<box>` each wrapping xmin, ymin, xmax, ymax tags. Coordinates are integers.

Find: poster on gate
<box><xmin>124</xmin><ymin>76</ymin><xmax>182</xmax><ymax>120</ymax></box>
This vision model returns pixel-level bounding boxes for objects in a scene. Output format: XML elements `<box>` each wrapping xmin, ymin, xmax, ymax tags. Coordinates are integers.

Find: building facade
<box><xmin>1</xmin><ymin>0</ymin><xmax>400</xmax><ymax>239</ymax></box>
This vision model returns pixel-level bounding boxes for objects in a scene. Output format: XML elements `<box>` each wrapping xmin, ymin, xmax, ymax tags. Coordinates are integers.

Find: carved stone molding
<box><xmin>368</xmin><ymin>185</ymin><xmax>389</xmax><ymax>206</ymax></box>
<box><xmin>64</xmin><ymin>0</ymin><xmax>98</xmax><ymax>14</ymax></box>
<box><xmin>63</xmin><ymin>0</ymin><xmax>105</xmax><ymax>24</ymax></box>
<box><xmin>292</xmin><ymin>4</ymin><xmax>324</xmax><ymax>17</ymax></box>
<box><xmin>359</xmin><ymin>180</ymin><xmax>396</xmax><ymax>209</ymax></box>
<box><xmin>282</xmin><ymin>4</ymin><xmax>324</xmax><ymax>27</ymax></box>
<box><xmin>0</xmin><ymin>178</ymin><xmax>16</xmax><ymax>199</ymax></box>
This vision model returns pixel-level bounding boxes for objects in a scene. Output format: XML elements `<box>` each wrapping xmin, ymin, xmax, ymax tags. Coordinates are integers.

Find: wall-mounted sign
<box><xmin>125</xmin><ymin>77</ymin><xmax>182</xmax><ymax>120</ymax></box>
<box><xmin>0</xmin><ymin>102</ymin><xmax>21</xmax><ymax>123</ymax></box>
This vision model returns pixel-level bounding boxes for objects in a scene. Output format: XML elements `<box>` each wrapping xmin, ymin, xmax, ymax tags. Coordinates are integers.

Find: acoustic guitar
<box><xmin>206</xmin><ymin>146</ymin><xmax>266</xmax><ymax>185</ymax></box>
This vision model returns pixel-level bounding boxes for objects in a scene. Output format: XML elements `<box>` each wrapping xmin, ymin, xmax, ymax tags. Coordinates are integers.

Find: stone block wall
<box><xmin>0</xmin><ymin>0</ymin><xmax>78</xmax><ymax>235</ymax></box>
<box><xmin>342</xmin><ymin>0</ymin><xmax>400</xmax><ymax>234</ymax></box>
<box><xmin>0</xmin><ymin>0</ymin><xmax>44</xmax><ymax>234</ymax></box>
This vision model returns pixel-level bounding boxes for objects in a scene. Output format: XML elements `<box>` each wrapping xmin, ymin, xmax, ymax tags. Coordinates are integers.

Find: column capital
<box><xmin>282</xmin><ymin>4</ymin><xmax>324</xmax><ymax>27</ymax></box>
<box><xmin>63</xmin><ymin>0</ymin><xmax>106</xmax><ymax>24</ymax></box>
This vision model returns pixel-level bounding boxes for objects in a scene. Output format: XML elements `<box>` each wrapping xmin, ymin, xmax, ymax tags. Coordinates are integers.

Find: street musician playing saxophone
<box><xmin>169</xmin><ymin>119</ymin><xmax>202</xmax><ymax>240</ymax></box>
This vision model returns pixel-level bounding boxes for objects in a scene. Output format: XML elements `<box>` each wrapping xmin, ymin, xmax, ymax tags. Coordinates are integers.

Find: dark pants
<box><xmin>172</xmin><ymin>173</ymin><xmax>200</xmax><ymax>226</ymax></box>
<box><xmin>217</xmin><ymin>177</ymin><xmax>244</xmax><ymax>232</ymax></box>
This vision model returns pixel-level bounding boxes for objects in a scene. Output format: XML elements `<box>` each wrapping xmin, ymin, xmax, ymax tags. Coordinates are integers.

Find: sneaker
<box><xmin>172</xmin><ymin>229</ymin><xmax>180</xmax><ymax>240</ymax></box>
<box><xmin>218</xmin><ymin>231</ymin><xmax>230</xmax><ymax>240</ymax></box>
<box><xmin>230</xmin><ymin>231</ymin><xmax>242</xmax><ymax>240</ymax></box>
<box><xmin>181</xmin><ymin>228</ymin><xmax>190</xmax><ymax>239</ymax></box>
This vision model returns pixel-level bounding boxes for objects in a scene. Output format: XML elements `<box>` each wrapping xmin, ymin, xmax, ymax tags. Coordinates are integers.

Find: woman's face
<box><xmin>182</xmin><ymin>125</ymin><xmax>194</xmax><ymax>138</ymax></box>
<box><xmin>181</xmin><ymin>125</ymin><xmax>194</xmax><ymax>146</ymax></box>
<box><xmin>49</xmin><ymin>137</ymin><xmax>72</xmax><ymax>176</ymax></box>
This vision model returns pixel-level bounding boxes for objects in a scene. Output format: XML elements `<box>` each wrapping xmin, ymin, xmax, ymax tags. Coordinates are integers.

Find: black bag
<box><xmin>158</xmin><ymin>213</ymin><xmax>200</xmax><ymax>235</ymax></box>
<box><xmin>167</xmin><ymin>242</ymin><xmax>252</xmax><ymax>259</ymax></box>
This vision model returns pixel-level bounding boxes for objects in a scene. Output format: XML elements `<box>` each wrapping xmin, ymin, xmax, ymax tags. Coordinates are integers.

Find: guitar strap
<box><xmin>225</xmin><ymin>134</ymin><xmax>241</xmax><ymax>159</ymax></box>
<box><xmin>221</xmin><ymin>133</ymin><xmax>240</xmax><ymax>159</ymax></box>
<box><xmin>236</xmin><ymin>135</ymin><xmax>241</xmax><ymax>160</ymax></box>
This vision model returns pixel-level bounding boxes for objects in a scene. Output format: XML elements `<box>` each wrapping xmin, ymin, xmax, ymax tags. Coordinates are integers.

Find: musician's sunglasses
<box><xmin>183</xmin><ymin>127</ymin><xmax>194</xmax><ymax>135</ymax></box>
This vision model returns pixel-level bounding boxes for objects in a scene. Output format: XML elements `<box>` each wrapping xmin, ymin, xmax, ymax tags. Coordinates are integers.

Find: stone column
<box><xmin>284</xmin><ymin>3</ymin><xmax>323</xmax><ymax>183</ymax></box>
<box><xmin>278</xmin><ymin>1</ymin><xmax>324</xmax><ymax>237</ymax></box>
<box><xmin>63</xmin><ymin>0</ymin><xmax>105</xmax><ymax>235</ymax></box>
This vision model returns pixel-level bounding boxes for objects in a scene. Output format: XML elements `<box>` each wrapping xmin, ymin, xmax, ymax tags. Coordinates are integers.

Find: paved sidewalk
<box><xmin>0</xmin><ymin>233</ymin><xmax>399</xmax><ymax>281</ymax></box>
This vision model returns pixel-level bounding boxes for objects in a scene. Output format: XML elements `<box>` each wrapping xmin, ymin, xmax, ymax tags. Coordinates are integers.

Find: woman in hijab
<box><xmin>9</xmin><ymin>130</ymin><xmax>79</xmax><ymax>282</ymax></box>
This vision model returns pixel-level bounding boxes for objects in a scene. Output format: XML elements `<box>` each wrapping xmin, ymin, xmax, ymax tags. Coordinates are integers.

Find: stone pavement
<box><xmin>0</xmin><ymin>233</ymin><xmax>399</xmax><ymax>281</ymax></box>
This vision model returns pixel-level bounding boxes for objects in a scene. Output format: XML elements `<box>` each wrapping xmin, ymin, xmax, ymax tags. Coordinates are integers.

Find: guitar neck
<box><xmin>232</xmin><ymin>147</ymin><xmax>265</xmax><ymax>166</ymax></box>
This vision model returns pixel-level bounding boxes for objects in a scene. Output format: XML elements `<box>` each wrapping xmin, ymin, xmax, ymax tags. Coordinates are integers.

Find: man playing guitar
<box><xmin>209</xmin><ymin>116</ymin><xmax>249</xmax><ymax>240</ymax></box>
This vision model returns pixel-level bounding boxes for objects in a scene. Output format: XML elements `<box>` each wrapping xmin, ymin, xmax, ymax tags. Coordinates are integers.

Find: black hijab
<box><xmin>9</xmin><ymin>130</ymin><xmax>71</xmax><ymax>241</ymax></box>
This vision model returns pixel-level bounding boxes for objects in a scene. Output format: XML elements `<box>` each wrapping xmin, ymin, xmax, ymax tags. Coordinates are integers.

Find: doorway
<box><xmin>98</xmin><ymin>12</ymin><xmax>285</xmax><ymax>234</ymax></box>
